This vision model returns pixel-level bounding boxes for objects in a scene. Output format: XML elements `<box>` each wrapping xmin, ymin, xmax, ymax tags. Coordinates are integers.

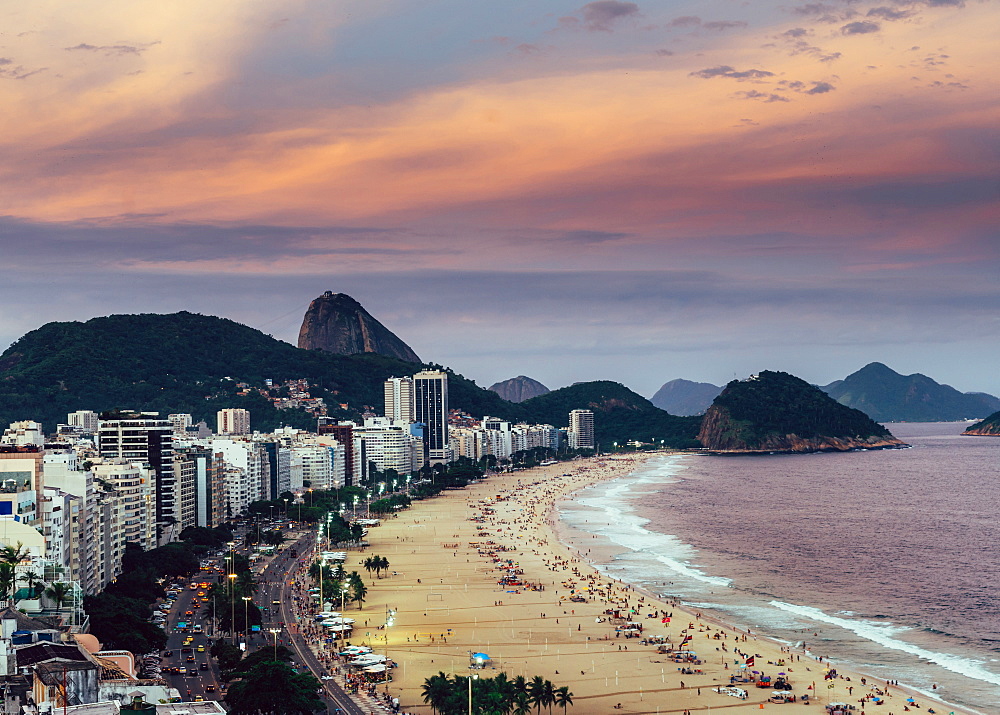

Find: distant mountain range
<box><xmin>649</xmin><ymin>379</ymin><xmax>723</xmax><ymax>416</ymax></box>
<box><xmin>822</xmin><ymin>362</ymin><xmax>1000</xmax><ymax>422</ymax></box>
<box><xmin>488</xmin><ymin>376</ymin><xmax>550</xmax><ymax>403</ymax></box>
<box><xmin>651</xmin><ymin>363</ymin><xmax>1000</xmax><ymax>422</ymax></box>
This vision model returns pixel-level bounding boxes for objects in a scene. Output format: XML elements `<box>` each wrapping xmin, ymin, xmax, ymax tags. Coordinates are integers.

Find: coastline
<box><xmin>336</xmin><ymin>454</ymin><xmax>974</xmax><ymax>715</ymax></box>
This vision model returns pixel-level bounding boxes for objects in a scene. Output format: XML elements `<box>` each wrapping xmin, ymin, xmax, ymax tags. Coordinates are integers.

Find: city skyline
<box><xmin>1</xmin><ymin>0</ymin><xmax>997</xmax><ymax>397</ymax></box>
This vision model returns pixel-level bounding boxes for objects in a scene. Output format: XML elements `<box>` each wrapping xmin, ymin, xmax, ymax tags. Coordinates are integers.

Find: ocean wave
<box><xmin>769</xmin><ymin>600</ymin><xmax>1000</xmax><ymax>688</ymax></box>
<box><xmin>563</xmin><ymin>455</ymin><xmax>732</xmax><ymax>589</ymax></box>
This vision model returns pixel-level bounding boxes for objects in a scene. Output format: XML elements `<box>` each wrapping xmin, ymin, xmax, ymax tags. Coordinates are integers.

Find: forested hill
<box><xmin>0</xmin><ymin>312</ymin><xmax>512</xmax><ymax>432</ymax></box>
<box><xmin>698</xmin><ymin>370</ymin><xmax>904</xmax><ymax>452</ymax></box>
<box><xmin>519</xmin><ymin>381</ymin><xmax>701</xmax><ymax>449</ymax></box>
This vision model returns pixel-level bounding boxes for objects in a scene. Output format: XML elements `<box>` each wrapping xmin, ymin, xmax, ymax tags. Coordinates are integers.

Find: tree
<box><xmin>0</xmin><ymin>564</ymin><xmax>14</xmax><ymax>604</ymax></box>
<box><xmin>528</xmin><ymin>676</ymin><xmax>546</xmax><ymax>715</ymax></box>
<box><xmin>18</xmin><ymin>570</ymin><xmax>41</xmax><ymax>598</ymax></box>
<box><xmin>554</xmin><ymin>686</ymin><xmax>573</xmax><ymax>714</ymax></box>
<box><xmin>348</xmin><ymin>571</ymin><xmax>367</xmax><ymax>610</ymax></box>
<box><xmin>421</xmin><ymin>672</ymin><xmax>453</xmax><ymax>715</ymax></box>
<box><xmin>45</xmin><ymin>581</ymin><xmax>71</xmax><ymax>607</ymax></box>
<box><xmin>224</xmin><ymin>660</ymin><xmax>323</xmax><ymax>715</ymax></box>
<box><xmin>377</xmin><ymin>555</ymin><xmax>390</xmax><ymax>578</ymax></box>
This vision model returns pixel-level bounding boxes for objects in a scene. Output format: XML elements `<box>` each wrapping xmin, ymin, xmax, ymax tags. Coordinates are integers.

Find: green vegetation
<box><xmin>964</xmin><ymin>410</ymin><xmax>1000</xmax><ymax>435</ymax></box>
<box><xmin>422</xmin><ymin>672</ymin><xmax>573</xmax><ymax>715</ymax></box>
<box><xmin>822</xmin><ymin>362</ymin><xmax>1000</xmax><ymax>422</ymax></box>
<box><xmin>224</xmin><ymin>660</ymin><xmax>324</xmax><ymax>715</ymax></box>
<box><xmin>706</xmin><ymin>371</ymin><xmax>892</xmax><ymax>449</ymax></box>
<box><xmin>0</xmin><ymin>311</ymin><xmax>434</xmax><ymax>430</ymax></box>
<box><xmin>518</xmin><ymin>380</ymin><xmax>701</xmax><ymax>449</ymax></box>
<box><xmin>0</xmin><ymin>312</ymin><xmax>699</xmax><ymax>447</ymax></box>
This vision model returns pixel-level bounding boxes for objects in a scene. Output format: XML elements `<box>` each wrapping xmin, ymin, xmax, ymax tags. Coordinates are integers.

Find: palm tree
<box><xmin>554</xmin><ymin>686</ymin><xmax>573</xmax><ymax>714</ymax></box>
<box><xmin>527</xmin><ymin>676</ymin><xmax>546</xmax><ymax>714</ymax></box>
<box><xmin>377</xmin><ymin>555</ymin><xmax>390</xmax><ymax>578</ymax></box>
<box><xmin>45</xmin><ymin>582</ymin><xmax>70</xmax><ymax>608</ymax></box>
<box><xmin>0</xmin><ymin>564</ymin><xmax>15</xmax><ymax>604</ymax></box>
<box><xmin>421</xmin><ymin>672</ymin><xmax>452</xmax><ymax>714</ymax></box>
<box><xmin>363</xmin><ymin>556</ymin><xmax>377</xmax><ymax>577</ymax></box>
<box><xmin>348</xmin><ymin>572</ymin><xmax>367</xmax><ymax>610</ymax></box>
<box><xmin>235</xmin><ymin>571</ymin><xmax>257</xmax><ymax>598</ymax></box>
<box><xmin>18</xmin><ymin>570</ymin><xmax>41</xmax><ymax>598</ymax></box>
<box><xmin>542</xmin><ymin>680</ymin><xmax>556</xmax><ymax>714</ymax></box>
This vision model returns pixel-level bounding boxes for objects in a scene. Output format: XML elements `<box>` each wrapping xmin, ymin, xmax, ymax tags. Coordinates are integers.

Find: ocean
<box><xmin>555</xmin><ymin>422</ymin><xmax>1000</xmax><ymax>714</ymax></box>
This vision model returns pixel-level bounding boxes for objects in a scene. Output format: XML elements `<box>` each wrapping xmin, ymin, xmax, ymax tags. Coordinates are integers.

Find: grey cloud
<box><xmin>842</xmin><ymin>21</ymin><xmax>880</xmax><ymax>34</ymax></box>
<box><xmin>782</xmin><ymin>28</ymin><xmax>810</xmax><ymax>38</ymax></box>
<box><xmin>0</xmin><ymin>63</ymin><xmax>46</xmax><ymax>80</ymax></box>
<box><xmin>867</xmin><ymin>7</ymin><xmax>914</xmax><ymax>21</ymax></box>
<box><xmin>65</xmin><ymin>42</ymin><xmax>157</xmax><ymax>56</ymax></box>
<box><xmin>690</xmin><ymin>65</ymin><xmax>774</xmax><ymax>80</ymax></box>
<box><xmin>703</xmin><ymin>20</ymin><xmax>748</xmax><ymax>31</ymax></box>
<box><xmin>806</xmin><ymin>81</ymin><xmax>836</xmax><ymax>94</ymax></box>
<box><xmin>557</xmin><ymin>230</ymin><xmax>631</xmax><ymax>244</ymax></box>
<box><xmin>655</xmin><ymin>48</ymin><xmax>674</xmax><ymax>56</ymax></box>
<box><xmin>735</xmin><ymin>90</ymin><xmax>790</xmax><ymax>103</ymax></box>
<box><xmin>668</xmin><ymin>15</ymin><xmax>702</xmax><ymax>27</ymax></box>
<box><xmin>580</xmin><ymin>1</ymin><xmax>640</xmax><ymax>31</ymax></box>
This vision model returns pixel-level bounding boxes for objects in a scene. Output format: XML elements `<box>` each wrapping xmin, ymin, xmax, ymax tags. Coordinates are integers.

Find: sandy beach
<box><xmin>329</xmin><ymin>455</ymin><xmax>973</xmax><ymax>715</ymax></box>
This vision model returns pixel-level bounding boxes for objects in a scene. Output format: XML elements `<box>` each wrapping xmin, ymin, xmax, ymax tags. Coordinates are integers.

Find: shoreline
<box><xmin>336</xmin><ymin>454</ymin><xmax>975</xmax><ymax>715</ymax></box>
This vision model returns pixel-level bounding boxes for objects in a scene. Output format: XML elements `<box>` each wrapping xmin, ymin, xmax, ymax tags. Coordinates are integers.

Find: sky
<box><xmin>1</xmin><ymin>0</ymin><xmax>998</xmax><ymax>398</ymax></box>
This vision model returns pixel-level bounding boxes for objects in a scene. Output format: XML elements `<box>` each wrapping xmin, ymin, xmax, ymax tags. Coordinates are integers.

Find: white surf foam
<box><xmin>560</xmin><ymin>454</ymin><xmax>732</xmax><ymax>588</ymax></box>
<box><xmin>770</xmin><ymin>600</ymin><xmax>1000</xmax><ymax>688</ymax></box>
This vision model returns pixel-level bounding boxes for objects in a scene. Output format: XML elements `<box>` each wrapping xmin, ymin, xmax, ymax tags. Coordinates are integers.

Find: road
<box><xmin>256</xmin><ymin>531</ymin><xmax>368</xmax><ymax>715</ymax></box>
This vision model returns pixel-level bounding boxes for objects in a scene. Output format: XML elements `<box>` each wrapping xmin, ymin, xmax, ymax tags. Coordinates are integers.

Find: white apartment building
<box><xmin>568</xmin><ymin>409</ymin><xmax>595</xmax><ymax>450</ymax></box>
<box><xmin>217</xmin><ymin>408</ymin><xmax>250</xmax><ymax>436</ymax></box>
<box><xmin>1</xmin><ymin>421</ymin><xmax>44</xmax><ymax>447</ymax></box>
<box><xmin>67</xmin><ymin>411</ymin><xmax>99</xmax><ymax>433</ymax></box>
<box><xmin>289</xmin><ymin>444</ymin><xmax>343</xmax><ymax>491</ymax></box>
<box><xmin>355</xmin><ymin>417</ymin><xmax>421</xmax><ymax>475</ymax></box>
<box><xmin>85</xmin><ymin>460</ymin><xmax>156</xmax><ymax>592</ymax></box>
<box><xmin>384</xmin><ymin>377</ymin><xmax>415</xmax><ymax>423</ymax></box>
<box><xmin>210</xmin><ymin>438</ymin><xmax>268</xmax><ymax>516</ymax></box>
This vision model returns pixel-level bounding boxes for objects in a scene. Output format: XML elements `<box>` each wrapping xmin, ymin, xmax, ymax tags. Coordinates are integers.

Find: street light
<box><xmin>242</xmin><ymin>596</ymin><xmax>251</xmax><ymax>643</ymax></box>
<box><xmin>269</xmin><ymin>628</ymin><xmax>281</xmax><ymax>660</ymax></box>
<box><xmin>228</xmin><ymin>573</ymin><xmax>237</xmax><ymax>644</ymax></box>
<box><xmin>467</xmin><ymin>672</ymin><xmax>478</xmax><ymax>715</ymax></box>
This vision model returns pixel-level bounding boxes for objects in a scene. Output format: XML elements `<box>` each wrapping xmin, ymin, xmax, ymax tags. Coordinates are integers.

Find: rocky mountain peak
<box><xmin>297</xmin><ymin>292</ymin><xmax>420</xmax><ymax>362</ymax></box>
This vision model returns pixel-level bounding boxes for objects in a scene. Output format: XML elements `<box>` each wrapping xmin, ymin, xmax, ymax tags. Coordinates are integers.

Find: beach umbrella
<box><xmin>906</xmin><ymin>698</ymin><xmax>915</xmax><ymax>703</ymax></box>
<box><xmin>472</xmin><ymin>652</ymin><xmax>491</xmax><ymax>662</ymax></box>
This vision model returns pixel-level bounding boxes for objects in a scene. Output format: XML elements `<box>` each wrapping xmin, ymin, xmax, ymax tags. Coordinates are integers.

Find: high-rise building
<box><xmin>217</xmin><ymin>408</ymin><xmax>250</xmax><ymax>436</ymax></box>
<box><xmin>97</xmin><ymin>413</ymin><xmax>173</xmax><ymax>526</ymax></box>
<box><xmin>319</xmin><ymin>422</ymin><xmax>358</xmax><ymax>486</ymax></box>
<box><xmin>384</xmin><ymin>377</ymin><xmax>415</xmax><ymax>423</ymax></box>
<box><xmin>67</xmin><ymin>411</ymin><xmax>99</xmax><ymax>434</ymax></box>
<box><xmin>413</xmin><ymin>370</ymin><xmax>449</xmax><ymax>464</ymax></box>
<box><xmin>568</xmin><ymin>409</ymin><xmax>595</xmax><ymax>450</ymax></box>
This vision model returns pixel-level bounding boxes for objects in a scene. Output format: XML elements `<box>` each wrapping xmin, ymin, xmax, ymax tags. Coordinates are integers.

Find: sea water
<box><xmin>556</xmin><ymin>423</ymin><xmax>1000</xmax><ymax>713</ymax></box>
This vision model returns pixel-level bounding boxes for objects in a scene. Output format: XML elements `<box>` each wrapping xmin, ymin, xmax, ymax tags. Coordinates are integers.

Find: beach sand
<box><xmin>330</xmin><ymin>455</ymin><xmax>973</xmax><ymax>715</ymax></box>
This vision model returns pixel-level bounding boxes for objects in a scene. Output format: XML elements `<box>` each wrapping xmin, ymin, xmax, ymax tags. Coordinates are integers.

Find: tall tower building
<box><xmin>217</xmin><ymin>408</ymin><xmax>250</xmax><ymax>436</ymax></box>
<box><xmin>414</xmin><ymin>370</ymin><xmax>449</xmax><ymax>464</ymax></box>
<box><xmin>569</xmin><ymin>409</ymin><xmax>595</xmax><ymax>450</ymax></box>
<box><xmin>384</xmin><ymin>377</ymin><xmax>415</xmax><ymax>423</ymax></box>
<box><xmin>97</xmin><ymin>413</ymin><xmax>174</xmax><ymax>527</ymax></box>
<box><xmin>67</xmin><ymin>410</ymin><xmax>99</xmax><ymax>433</ymax></box>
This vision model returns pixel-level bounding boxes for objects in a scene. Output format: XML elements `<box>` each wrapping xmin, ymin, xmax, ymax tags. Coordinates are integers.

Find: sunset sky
<box><xmin>2</xmin><ymin>0</ymin><xmax>998</xmax><ymax>398</ymax></box>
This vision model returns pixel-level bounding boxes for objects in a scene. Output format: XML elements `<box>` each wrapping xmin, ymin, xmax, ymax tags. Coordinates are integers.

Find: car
<box><xmin>205</xmin><ymin>685</ymin><xmax>216</xmax><ymax>693</ymax></box>
<box><xmin>186</xmin><ymin>656</ymin><xmax>196</xmax><ymax>662</ymax></box>
<box><xmin>189</xmin><ymin>583</ymin><xmax>198</xmax><ymax>590</ymax></box>
<box><xmin>163</xmin><ymin>651</ymin><xmax>173</xmax><ymax>658</ymax></box>
<box><xmin>184</xmin><ymin>610</ymin><xmax>194</xmax><ymax>616</ymax></box>
<box><xmin>199</xmin><ymin>582</ymin><xmax>210</xmax><ymax>588</ymax></box>
<box><xmin>199</xmin><ymin>662</ymin><xmax>209</xmax><ymax>670</ymax></box>
<box><xmin>196</xmin><ymin>645</ymin><xmax>205</xmax><ymax>652</ymax></box>
<box><xmin>187</xmin><ymin>668</ymin><xmax>197</xmax><ymax>676</ymax></box>
<box><xmin>193</xmin><ymin>696</ymin><xmax>204</xmax><ymax>702</ymax></box>
<box><xmin>272</xmin><ymin>600</ymin><xmax>281</xmax><ymax>605</ymax></box>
